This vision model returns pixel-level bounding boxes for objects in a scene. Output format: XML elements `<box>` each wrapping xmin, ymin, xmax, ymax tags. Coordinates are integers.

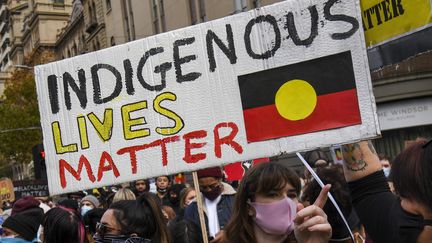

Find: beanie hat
<box><xmin>2</xmin><ymin>208</ymin><xmax>44</xmax><ymax>241</ymax></box>
<box><xmin>197</xmin><ymin>167</ymin><xmax>223</xmax><ymax>179</ymax></box>
<box><xmin>58</xmin><ymin>198</ymin><xmax>79</xmax><ymax>211</ymax></box>
<box><xmin>12</xmin><ymin>196</ymin><xmax>40</xmax><ymax>215</ymax></box>
<box><xmin>81</xmin><ymin>195</ymin><xmax>100</xmax><ymax>208</ymax></box>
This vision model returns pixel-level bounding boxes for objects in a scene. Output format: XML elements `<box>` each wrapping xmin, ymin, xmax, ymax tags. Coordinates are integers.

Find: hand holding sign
<box><xmin>294</xmin><ymin>184</ymin><xmax>332</xmax><ymax>243</ymax></box>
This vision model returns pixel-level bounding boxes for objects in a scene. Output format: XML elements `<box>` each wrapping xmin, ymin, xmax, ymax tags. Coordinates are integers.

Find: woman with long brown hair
<box><xmin>224</xmin><ymin>163</ymin><xmax>331</xmax><ymax>243</ymax></box>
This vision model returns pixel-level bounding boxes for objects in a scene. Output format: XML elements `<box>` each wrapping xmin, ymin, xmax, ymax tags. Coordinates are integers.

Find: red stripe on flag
<box><xmin>243</xmin><ymin>89</ymin><xmax>361</xmax><ymax>143</ymax></box>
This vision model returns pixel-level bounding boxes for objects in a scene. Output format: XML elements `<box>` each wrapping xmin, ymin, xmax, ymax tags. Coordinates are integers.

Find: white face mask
<box><xmin>81</xmin><ymin>205</ymin><xmax>93</xmax><ymax>216</ymax></box>
<box><xmin>383</xmin><ymin>167</ymin><xmax>391</xmax><ymax>178</ymax></box>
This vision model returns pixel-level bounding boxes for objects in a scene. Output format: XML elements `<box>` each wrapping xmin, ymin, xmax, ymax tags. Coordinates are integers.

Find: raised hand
<box><xmin>294</xmin><ymin>184</ymin><xmax>332</xmax><ymax>243</ymax></box>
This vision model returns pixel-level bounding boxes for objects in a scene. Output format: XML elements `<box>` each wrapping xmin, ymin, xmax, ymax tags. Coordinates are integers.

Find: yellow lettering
<box><xmin>153</xmin><ymin>92</ymin><xmax>184</xmax><ymax>135</ymax></box>
<box><xmin>87</xmin><ymin>109</ymin><xmax>113</xmax><ymax>142</ymax></box>
<box><xmin>121</xmin><ymin>101</ymin><xmax>150</xmax><ymax>140</ymax></box>
<box><xmin>51</xmin><ymin>121</ymin><xmax>78</xmax><ymax>154</ymax></box>
<box><xmin>77</xmin><ymin>115</ymin><xmax>89</xmax><ymax>149</ymax></box>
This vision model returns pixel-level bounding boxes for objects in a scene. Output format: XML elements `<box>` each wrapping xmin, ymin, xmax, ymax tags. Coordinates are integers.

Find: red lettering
<box><xmin>147</xmin><ymin>136</ymin><xmax>180</xmax><ymax>166</ymax></box>
<box><xmin>97</xmin><ymin>151</ymin><xmax>120</xmax><ymax>181</ymax></box>
<box><xmin>118</xmin><ymin>136</ymin><xmax>180</xmax><ymax>173</ymax></box>
<box><xmin>214</xmin><ymin>122</ymin><xmax>243</xmax><ymax>158</ymax></box>
<box><xmin>183</xmin><ymin>130</ymin><xmax>207</xmax><ymax>163</ymax></box>
<box><xmin>59</xmin><ymin>155</ymin><xmax>96</xmax><ymax>188</ymax></box>
<box><xmin>117</xmin><ymin>145</ymin><xmax>146</xmax><ymax>174</ymax></box>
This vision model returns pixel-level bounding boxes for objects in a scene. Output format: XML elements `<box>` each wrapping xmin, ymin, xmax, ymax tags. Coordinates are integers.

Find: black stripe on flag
<box><xmin>238</xmin><ymin>51</ymin><xmax>356</xmax><ymax>110</ymax></box>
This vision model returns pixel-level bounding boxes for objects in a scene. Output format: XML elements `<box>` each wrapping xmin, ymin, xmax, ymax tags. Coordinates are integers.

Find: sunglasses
<box><xmin>96</xmin><ymin>222</ymin><xmax>122</xmax><ymax>237</ymax></box>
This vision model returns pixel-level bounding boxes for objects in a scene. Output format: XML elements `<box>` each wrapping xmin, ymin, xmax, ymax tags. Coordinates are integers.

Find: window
<box><xmin>253</xmin><ymin>0</ymin><xmax>261</xmax><ymax>8</ymax></box>
<box><xmin>151</xmin><ymin>0</ymin><xmax>159</xmax><ymax>34</ymax></box>
<box><xmin>88</xmin><ymin>4</ymin><xmax>93</xmax><ymax>21</ymax></box>
<box><xmin>189</xmin><ymin>0</ymin><xmax>197</xmax><ymax>25</ymax></box>
<box><xmin>92</xmin><ymin>2</ymin><xmax>97</xmax><ymax>22</ymax></box>
<box><xmin>198</xmin><ymin>0</ymin><xmax>206</xmax><ymax>22</ymax></box>
<box><xmin>106</xmin><ymin>0</ymin><xmax>111</xmax><ymax>11</ymax></box>
<box><xmin>110</xmin><ymin>36</ymin><xmax>115</xmax><ymax>46</ymax></box>
<box><xmin>159</xmin><ymin>0</ymin><xmax>166</xmax><ymax>32</ymax></box>
<box><xmin>72</xmin><ymin>42</ymin><xmax>77</xmax><ymax>56</ymax></box>
<box><xmin>81</xmin><ymin>34</ymin><xmax>86</xmax><ymax>52</ymax></box>
<box><xmin>53</xmin><ymin>0</ymin><xmax>64</xmax><ymax>4</ymax></box>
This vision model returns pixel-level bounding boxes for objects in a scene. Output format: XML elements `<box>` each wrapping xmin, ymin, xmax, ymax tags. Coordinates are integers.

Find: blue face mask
<box><xmin>1</xmin><ymin>237</ymin><xmax>33</xmax><ymax>243</ymax></box>
<box><xmin>383</xmin><ymin>167</ymin><xmax>391</xmax><ymax>178</ymax></box>
<box><xmin>81</xmin><ymin>205</ymin><xmax>93</xmax><ymax>216</ymax></box>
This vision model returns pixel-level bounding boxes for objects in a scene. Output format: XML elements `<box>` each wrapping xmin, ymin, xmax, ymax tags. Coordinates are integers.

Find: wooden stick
<box><xmin>192</xmin><ymin>171</ymin><xmax>209</xmax><ymax>243</ymax></box>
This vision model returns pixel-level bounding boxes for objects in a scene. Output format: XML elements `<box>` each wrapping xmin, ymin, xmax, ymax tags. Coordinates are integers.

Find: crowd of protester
<box><xmin>0</xmin><ymin>139</ymin><xmax>431</xmax><ymax>243</ymax></box>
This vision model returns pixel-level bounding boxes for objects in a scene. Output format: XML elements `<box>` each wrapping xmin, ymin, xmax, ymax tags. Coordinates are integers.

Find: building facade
<box><xmin>0</xmin><ymin>0</ymin><xmax>11</xmax><ymax>94</ymax></box>
<box><xmin>82</xmin><ymin>0</ymin><xmax>106</xmax><ymax>52</ymax></box>
<box><xmin>21</xmin><ymin>0</ymin><xmax>73</xmax><ymax>64</ymax></box>
<box><xmin>55</xmin><ymin>0</ymin><xmax>86</xmax><ymax>59</ymax></box>
<box><xmin>7</xmin><ymin>0</ymin><xmax>30</xmax><ymax>69</ymax></box>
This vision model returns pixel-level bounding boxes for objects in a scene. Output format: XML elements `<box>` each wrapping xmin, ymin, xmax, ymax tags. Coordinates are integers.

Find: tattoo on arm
<box><xmin>342</xmin><ymin>143</ymin><xmax>368</xmax><ymax>171</ymax></box>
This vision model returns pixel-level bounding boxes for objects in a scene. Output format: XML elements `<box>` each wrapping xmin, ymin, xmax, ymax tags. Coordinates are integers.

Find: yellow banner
<box><xmin>361</xmin><ymin>0</ymin><xmax>432</xmax><ymax>47</ymax></box>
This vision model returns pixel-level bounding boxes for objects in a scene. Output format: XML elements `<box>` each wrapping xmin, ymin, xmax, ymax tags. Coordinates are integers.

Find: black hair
<box><xmin>156</xmin><ymin>175</ymin><xmax>171</xmax><ymax>182</ymax></box>
<box><xmin>43</xmin><ymin>206</ymin><xmax>85</xmax><ymax>243</ymax></box>
<box><xmin>302</xmin><ymin>165</ymin><xmax>360</xmax><ymax>239</ymax></box>
<box><xmin>392</xmin><ymin>139</ymin><xmax>432</xmax><ymax>212</ymax></box>
<box><xmin>168</xmin><ymin>219</ymin><xmax>203</xmax><ymax>243</ymax></box>
<box><xmin>304</xmin><ymin>149</ymin><xmax>330</xmax><ymax>167</ymax></box>
<box><xmin>83</xmin><ymin>208</ymin><xmax>106</xmax><ymax>235</ymax></box>
<box><xmin>109</xmin><ymin>193</ymin><xmax>170</xmax><ymax>242</ymax></box>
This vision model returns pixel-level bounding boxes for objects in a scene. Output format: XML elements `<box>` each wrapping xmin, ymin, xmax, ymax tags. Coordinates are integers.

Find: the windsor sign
<box><xmin>35</xmin><ymin>0</ymin><xmax>379</xmax><ymax>195</ymax></box>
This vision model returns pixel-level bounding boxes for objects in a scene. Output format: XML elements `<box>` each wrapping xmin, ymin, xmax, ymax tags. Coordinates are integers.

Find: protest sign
<box><xmin>224</xmin><ymin>158</ymin><xmax>269</xmax><ymax>181</ymax></box>
<box><xmin>35</xmin><ymin>0</ymin><xmax>379</xmax><ymax>195</ymax></box>
<box><xmin>0</xmin><ymin>178</ymin><xmax>15</xmax><ymax>203</ymax></box>
<box><xmin>361</xmin><ymin>0</ymin><xmax>432</xmax><ymax>47</ymax></box>
<box><xmin>13</xmin><ymin>180</ymin><xmax>49</xmax><ymax>199</ymax></box>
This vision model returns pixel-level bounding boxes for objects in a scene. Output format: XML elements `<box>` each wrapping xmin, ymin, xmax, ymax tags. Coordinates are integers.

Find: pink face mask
<box><xmin>250</xmin><ymin>197</ymin><xmax>297</xmax><ymax>235</ymax></box>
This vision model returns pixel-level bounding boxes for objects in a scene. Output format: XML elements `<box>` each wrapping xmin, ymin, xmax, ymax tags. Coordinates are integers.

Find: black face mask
<box><xmin>93</xmin><ymin>234</ymin><xmax>151</xmax><ymax>243</ymax></box>
<box><xmin>169</xmin><ymin>195</ymin><xmax>180</xmax><ymax>206</ymax></box>
<box><xmin>202</xmin><ymin>184</ymin><xmax>222</xmax><ymax>201</ymax></box>
<box><xmin>398</xmin><ymin>206</ymin><xmax>432</xmax><ymax>242</ymax></box>
<box><xmin>157</xmin><ymin>188</ymin><xmax>167</xmax><ymax>194</ymax></box>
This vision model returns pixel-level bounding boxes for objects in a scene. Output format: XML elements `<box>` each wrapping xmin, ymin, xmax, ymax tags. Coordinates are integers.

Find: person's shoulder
<box><xmin>221</xmin><ymin>182</ymin><xmax>236</xmax><ymax>196</ymax></box>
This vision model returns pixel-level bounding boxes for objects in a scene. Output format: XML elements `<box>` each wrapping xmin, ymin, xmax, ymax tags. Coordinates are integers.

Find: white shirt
<box><xmin>205</xmin><ymin>195</ymin><xmax>222</xmax><ymax>237</ymax></box>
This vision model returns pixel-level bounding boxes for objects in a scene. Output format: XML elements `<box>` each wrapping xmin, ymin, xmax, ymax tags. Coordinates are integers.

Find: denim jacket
<box><xmin>183</xmin><ymin>182</ymin><xmax>236</xmax><ymax>238</ymax></box>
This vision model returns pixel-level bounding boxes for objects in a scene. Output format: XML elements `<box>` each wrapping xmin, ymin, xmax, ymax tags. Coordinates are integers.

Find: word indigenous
<box><xmin>47</xmin><ymin>0</ymin><xmax>357</xmax><ymax>114</ymax></box>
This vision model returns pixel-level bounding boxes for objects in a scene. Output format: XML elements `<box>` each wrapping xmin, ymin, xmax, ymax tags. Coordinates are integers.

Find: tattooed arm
<box><xmin>341</xmin><ymin>141</ymin><xmax>382</xmax><ymax>182</ymax></box>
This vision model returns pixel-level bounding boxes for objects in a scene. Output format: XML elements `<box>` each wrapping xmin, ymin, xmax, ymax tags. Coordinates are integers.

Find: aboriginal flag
<box><xmin>239</xmin><ymin>51</ymin><xmax>361</xmax><ymax>143</ymax></box>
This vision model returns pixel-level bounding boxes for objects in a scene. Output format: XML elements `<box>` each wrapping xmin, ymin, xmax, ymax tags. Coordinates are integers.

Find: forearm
<box><xmin>341</xmin><ymin>141</ymin><xmax>382</xmax><ymax>182</ymax></box>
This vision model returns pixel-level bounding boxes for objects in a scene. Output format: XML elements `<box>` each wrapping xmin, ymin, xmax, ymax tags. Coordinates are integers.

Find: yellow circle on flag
<box><xmin>275</xmin><ymin>79</ymin><xmax>317</xmax><ymax>121</ymax></box>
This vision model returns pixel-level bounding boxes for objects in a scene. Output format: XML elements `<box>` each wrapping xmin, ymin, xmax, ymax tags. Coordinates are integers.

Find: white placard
<box><xmin>35</xmin><ymin>0</ymin><xmax>379</xmax><ymax>195</ymax></box>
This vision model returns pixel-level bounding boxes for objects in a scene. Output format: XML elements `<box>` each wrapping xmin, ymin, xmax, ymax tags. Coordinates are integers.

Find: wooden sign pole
<box><xmin>192</xmin><ymin>171</ymin><xmax>209</xmax><ymax>243</ymax></box>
